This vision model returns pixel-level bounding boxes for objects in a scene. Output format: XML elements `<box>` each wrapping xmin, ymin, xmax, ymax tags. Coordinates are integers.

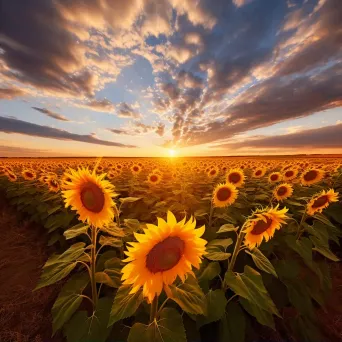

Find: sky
<box><xmin>0</xmin><ymin>0</ymin><xmax>341</xmax><ymax>157</ymax></box>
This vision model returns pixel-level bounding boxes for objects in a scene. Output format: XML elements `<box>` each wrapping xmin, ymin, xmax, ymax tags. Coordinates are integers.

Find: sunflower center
<box><xmin>270</xmin><ymin>174</ymin><xmax>278</xmax><ymax>181</ymax></box>
<box><xmin>255</xmin><ymin>170</ymin><xmax>262</xmax><ymax>176</ymax></box>
<box><xmin>80</xmin><ymin>182</ymin><xmax>105</xmax><ymax>213</ymax></box>
<box><xmin>133</xmin><ymin>166</ymin><xmax>139</xmax><ymax>172</ymax></box>
<box><xmin>285</xmin><ymin>171</ymin><xmax>294</xmax><ymax>177</ymax></box>
<box><xmin>277</xmin><ymin>186</ymin><xmax>287</xmax><ymax>196</ymax></box>
<box><xmin>216</xmin><ymin>187</ymin><xmax>231</xmax><ymax>201</ymax></box>
<box><xmin>26</xmin><ymin>172</ymin><xmax>33</xmax><ymax>178</ymax></box>
<box><xmin>251</xmin><ymin>216</ymin><xmax>273</xmax><ymax>235</ymax></box>
<box><xmin>150</xmin><ymin>175</ymin><xmax>158</xmax><ymax>182</ymax></box>
<box><xmin>303</xmin><ymin>170</ymin><xmax>318</xmax><ymax>181</ymax></box>
<box><xmin>312</xmin><ymin>195</ymin><xmax>328</xmax><ymax>208</ymax></box>
<box><xmin>210</xmin><ymin>169</ymin><xmax>216</xmax><ymax>175</ymax></box>
<box><xmin>146</xmin><ymin>236</ymin><xmax>185</xmax><ymax>273</ymax></box>
<box><xmin>229</xmin><ymin>173</ymin><xmax>241</xmax><ymax>184</ymax></box>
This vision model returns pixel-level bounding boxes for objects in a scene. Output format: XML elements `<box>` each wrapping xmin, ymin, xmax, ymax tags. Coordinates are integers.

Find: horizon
<box><xmin>1</xmin><ymin>0</ymin><xmax>342</xmax><ymax>157</ymax></box>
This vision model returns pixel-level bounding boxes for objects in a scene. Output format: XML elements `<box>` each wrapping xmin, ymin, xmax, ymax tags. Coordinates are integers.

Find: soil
<box><xmin>0</xmin><ymin>195</ymin><xmax>64</xmax><ymax>342</ymax></box>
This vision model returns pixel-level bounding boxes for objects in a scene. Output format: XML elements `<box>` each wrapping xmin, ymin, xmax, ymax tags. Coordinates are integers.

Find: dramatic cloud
<box><xmin>0</xmin><ymin>116</ymin><xmax>135</xmax><ymax>147</ymax></box>
<box><xmin>117</xmin><ymin>103</ymin><xmax>142</xmax><ymax>119</ymax></box>
<box><xmin>216</xmin><ymin>123</ymin><xmax>342</xmax><ymax>149</ymax></box>
<box><xmin>0</xmin><ymin>87</ymin><xmax>27</xmax><ymax>100</ymax></box>
<box><xmin>32</xmin><ymin>107</ymin><xmax>70</xmax><ymax>121</ymax></box>
<box><xmin>77</xmin><ymin>98</ymin><xmax>116</xmax><ymax>113</ymax></box>
<box><xmin>0</xmin><ymin>145</ymin><xmax>51</xmax><ymax>157</ymax></box>
<box><xmin>108</xmin><ymin>121</ymin><xmax>165</xmax><ymax>136</ymax></box>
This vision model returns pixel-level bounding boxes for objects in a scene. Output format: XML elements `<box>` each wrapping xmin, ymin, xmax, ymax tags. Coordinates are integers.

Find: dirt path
<box><xmin>0</xmin><ymin>197</ymin><xmax>64</xmax><ymax>342</ymax></box>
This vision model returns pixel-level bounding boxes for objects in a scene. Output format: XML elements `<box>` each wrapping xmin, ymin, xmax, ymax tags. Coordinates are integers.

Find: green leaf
<box><xmin>217</xmin><ymin>224</ymin><xmax>238</xmax><ymax>233</ymax></box>
<box><xmin>205</xmin><ymin>250</ymin><xmax>231</xmax><ymax>261</ymax></box>
<box><xmin>99</xmin><ymin>235</ymin><xmax>123</xmax><ymax>248</ymax></box>
<box><xmin>108</xmin><ymin>285</ymin><xmax>143</xmax><ymax>326</ymax></box>
<box><xmin>165</xmin><ymin>276</ymin><xmax>207</xmax><ymax>315</ymax></box>
<box><xmin>52</xmin><ymin>273</ymin><xmax>89</xmax><ymax>334</ymax></box>
<box><xmin>44</xmin><ymin>242</ymin><xmax>86</xmax><ymax>267</ymax></box>
<box><xmin>311</xmin><ymin>237</ymin><xmax>339</xmax><ymax>261</ymax></box>
<box><xmin>64</xmin><ymin>297</ymin><xmax>113</xmax><ymax>342</ymax></box>
<box><xmin>219</xmin><ymin>301</ymin><xmax>245</xmax><ymax>342</ymax></box>
<box><xmin>197</xmin><ymin>290</ymin><xmax>227</xmax><ymax>327</ymax></box>
<box><xmin>128</xmin><ymin>308</ymin><xmax>186</xmax><ymax>342</ymax></box>
<box><xmin>194</xmin><ymin>208</ymin><xmax>208</xmax><ymax>217</ymax></box>
<box><xmin>208</xmin><ymin>238</ymin><xmax>233</xmax><ymax>250</ymax></box>
<box><xmin>64</xmin><ymin>223</ymin><xmax>89</xmax><ymax>240</ymax></box>
<box><xmin>313</xmin><ymin>212</ymin><xmax>336</xmax><ymax>228</ymax></box>
<box><xmin>47</xmin><ymin>205</ymin><xmax>62</xmax><ymax>216</ymax></box>
<box><xmin>124</xmin><ymin>218</ymin><xmax>140</xmax><ymax>231</ymax></box>
<box><xmin>245</xmin><ymin>248</ymin><xmax>278</xmax><ymax>278</ymax></box>
<box><xmin>198</xmin><ymin>262</ymin><xmax>221</xmax><ymax>282</ymax></box>
<box><xmin>205</xmin><ymin>238</ymin><xmax>232</xmax><ymax>260</ymax></box>
<box><xmin>35</xmin><ymin>262</ymin><xmax>77</xmax><ymax>290</ymax></box>
<box><xmin>285</xmin><ymin>200</ymin><xmax>304</xmax><ymax>207</ymax></box>
<box><xmin>101</xmin><ymin>223</ymin><xmax>125</xmax><ymax>237</ymax></box>
<box><xmin>225</xmin><ymin>265</ymin><xmax>279</xmax><ymax>317</ymax></box>
<box><xmin>240</xmin><ymin>298</ymin><xmax>275</xmax><ymax>330</ymax></box>
<box><xmin>285</xmin><ymin>235</ymin><xmax>313</xmax><ymax>269</ymax></box>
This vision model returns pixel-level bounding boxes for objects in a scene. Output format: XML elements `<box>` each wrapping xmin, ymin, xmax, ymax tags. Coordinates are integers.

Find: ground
<box><xmin>0</xmin><ymin>195</ymin><xmax>341</xmax><ymax>342</ymax></box>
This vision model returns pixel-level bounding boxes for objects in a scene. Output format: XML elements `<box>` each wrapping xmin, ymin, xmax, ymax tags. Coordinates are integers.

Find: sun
<box><xmin>168</xmin><ymin>149</ymin><xmax>177</xmax><ymax>157</ymax></box>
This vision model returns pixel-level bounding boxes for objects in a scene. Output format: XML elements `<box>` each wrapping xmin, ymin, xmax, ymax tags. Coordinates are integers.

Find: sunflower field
<box><xmin>0</xmin><ymin>157</ymin><xmax>341</xmax><ymax>342</ymax></box>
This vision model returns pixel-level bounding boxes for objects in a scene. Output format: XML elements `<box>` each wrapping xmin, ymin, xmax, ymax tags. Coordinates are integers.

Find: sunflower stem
<box><xmin>90</xmin><ymin>225</ymin><xmax>98</xmax><ymax>309</ymax></box>
<box><xmin>208</xmin><ymin>203</ymin><xmax>214</xmax><ymax>232</ymax></box>
<box><xmin>296</xmin><ymin>212</ymin><xmax>307</xmax><ymax>240</ymax></box>
<box><xmin>150</xmin><ymin>296</ymin><xmax>158</xmax><ymax>323</ymax></box>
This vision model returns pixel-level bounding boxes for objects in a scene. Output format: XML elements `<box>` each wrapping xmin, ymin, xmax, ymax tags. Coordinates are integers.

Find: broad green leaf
<box><xmin>108</xmin><ymin>285</ymin><xmax>143</xmax><ymax>326</ymax></box>
<box><xmin>285</xmin><ymin>236</ymin><xmax>313</xmax><ymax>269</ymax></box>
<box><xmin>219</xmin><ymin>301</ymin><xmax>245</xmax><ymax>342</ymax></box>
<box><xmin>285</xmin><ymin>200</ymin><xmax>304</xmax><ymax>207</ymax></box>
<box><xmin>99</xmin><ymin>235</ymin><xmax>123</xmax><ymax>248</ymax></box>
<box><xmin>313</xmin><ymin>212</ymin><xmax>336</xmax><ymax>228</ymax></box>
<box><xmin>240</xmin><ymin>298</ymin><xmax>275</xmax><ymax>330</ymax></box>
<box><xmin>198</xmin><ymin>262</ymin><xmax>221</xmax><ymax>282</ymax></box>
<box><xmin>47</xmin><ymin>205</ymin><xmax>62</xmax><ymax>216</ymax></box>
<box><xmin>245</xmin><ymin>248</ymin><xmax>278</xmax><ymax>278</ymax></box>
<box><xmin>165</xmin><ymin>276</ymin><xmax>207</xmax><ymax>315</ymax></box>
<box><xmin>205</xmin><ymin>250</ymin><xmax>231</xmax><ymax>261</ymax></box>
<box><xmin>217</xmin><ymin>224</ymin><xmax>238</xmax><ymax>233</ymax></box>
<box><xmin>194</xmin><ymin>208</ymin><xmax>208</xmax><ymax>217</ymax></box>
<box><xmin>225</xmin><ymin>265</ymin><xmax>279</xmax><ymax>317</ymax></box>
<box><xmin>310</xmin><ymin>236</ymin><xmax>339</xmax><ymax>261</ymax></box>
<box><xmin>101</xmin><ymin>223</ymin><xmax>125</xmax><ymax>237</ymax></box>
<box><xmin>64</xmin><ymin>223</ymin><xmax>89</xmax><ymax>240</ymax></box>
<box><xmin>35</xmin><ymin>262</ymin><xmax>77</xmax><ymax>290</ymax></box>
<box><xmin>52</xmin><ymin>273</ymin><xmax>89</xmax><ymax>334</ymax></box>
<box><xmin>128</xmin><ymin>308</ymin><xmax>186</xmax><ymax>342</ymax></box>
<box><xmin>64</xmin><ymin>297</ymin><xmax>113</xmax><ymax>342</ymax></box>
<box><xmin>208</xmin><ymin>238</ymin><xmax>233</xmax><ymax>250</ymax></box>
<box><xmin>124</xmin><ymin>218</ymin><xmax>140</xmax><ymax>231</ymax></box>
<box><xmin>44</xmin><ymin>242</ymin><xmax>86</xmax><ymax>267</ymax></box>
<box><xmin>197</xmin><ymin>290</ymin><xmax>227</xmax><ymax>327</ymax></box>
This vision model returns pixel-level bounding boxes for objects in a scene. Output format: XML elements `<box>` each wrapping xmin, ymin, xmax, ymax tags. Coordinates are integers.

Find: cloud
<box><xmin>215</xmin><ymin>123</ymin><xmax>342</xmax><ymax>149</ymax></box>
<box><xmin>0</xmin><ymin>87</ymin><xmax>26</xmax><ymax>100</ymax></box>
<box><xmin>108</xmin><ymin>121</ymin><xmax>165</xmax><ymax>136</ymax></box>
<box><xmin>117</xmin><ymin>102</ymin><xmax>142</xmax><ymax>119</ymax></box>
<box><xmin>0</xmin><ymin>116</ymin><xmax>135</xmax><ymax>147</ymax></box>
<box><xmin>77</xmin><ymin>98</ymin><xmax>116</xmax><ymax>113</ymax></box>
<box><xmin>32</xmin><ymin>107</ymin><xmax>70</xmax><ymax>121</ymax></box>
<box><xmin>0</xmin><ymin>145</ymin><xmax>51</xmax><ymax>157</ymax></box>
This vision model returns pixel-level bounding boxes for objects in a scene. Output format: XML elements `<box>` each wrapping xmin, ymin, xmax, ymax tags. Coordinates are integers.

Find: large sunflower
<box><xmin>300</xmin><ymin>168</ymin><xmax>324</xmax><ymax>186</ymax></box>
<box><xmin>147</xmin><ymin>172</ymin><xmax>162</xmax><ymax>185</ymax></box>
<box><xmin>121</xmin><ymin>211</ymin><xmax>207</xmax><ymax>303</ymax></box>
<box><xmin>273</xmin><ymin>183</ymin><xmax>293</xmax><ymax>201</ymax></box>
<box><xmin>62</xmin><ymin>168</ymin><xmax>117</xmax><ymax>227</ymax></box>
<box><xmin>22</xmin><ymin>169</ymin><xmax>36</xmax><ymax>181</ymax></box>
<box><xmin>131</xmin><ymin>164</ymin><xmax>142</xmax><ymax>175</ymax></box>
<box><xmin>244</xmin><ymin>205</ymin><xmax>289</xmax><ymax>249</ymax></box>
<box><xmin>307</xmin><ymin>189</ymin><xmax>339</xmax><ymax>216</ymax></box>
<box><xmin>212</xmin><ymin>182</ymin><xmax>238</xmax><ymax>208</ymax></box>
<box><xmin>226</xmin><ymin>169</ymin><xmax>245</xmax><ymax>187</ymax></box>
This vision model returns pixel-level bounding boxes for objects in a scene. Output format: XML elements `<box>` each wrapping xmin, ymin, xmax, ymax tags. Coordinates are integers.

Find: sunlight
<box><xmin>168</xmin><ymin>149</ymin><xmax>177</xmax><ymax>157</ymax></box>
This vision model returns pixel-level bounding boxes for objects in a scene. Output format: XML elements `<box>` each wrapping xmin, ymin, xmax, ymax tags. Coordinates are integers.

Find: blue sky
<box><xmin>0</xmin><ymin>0</ymin><xmax>341</xmax><ymax>157</ymax></box>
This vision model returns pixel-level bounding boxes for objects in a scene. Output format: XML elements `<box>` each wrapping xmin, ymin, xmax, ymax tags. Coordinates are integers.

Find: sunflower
<box><xmin>22</xmin><ymin>169</ymin><xmax>36</xmax><ymax>181</ymax></box>
<box><xmin>131</xmin><ymin>164</ymin><xmax>142</xmax><ymax>175</ymax></box>
<box><xmin>147</xmin><ymin>172</ymin><xmax>161</xmax><ymax>185</ymax></box>
<box><xmin>207</xmin><ymin>167</ymin><xmax>219</xmax><ymax>178</ymax></box>
<box><xmin>300</xmin><ymin>168</ymin><xmax>324</xmax><ymax>186</ymax></box>
<box><xmin>121</xmin><ymin>211</ymin><xmax>207</xmax><ymax>303</ymax></box>
<box><xmin>307</xmin><ymin>189</ymin><xmax>339</xmax><ymax>216</ymax></box>
<box><xmin>62</xmin><ymin>168</ymin><xmax>117</xmax><ymax>227</ymax></box>
<box><xmin>244</xmin><ymin>205</ymin><xmax>289</xmax><ymax>249</ymax></box>
<box><xmin>273</xmin><ymin>183</ymin><xmax>293</xmax><ymax>201</ymax></box>
<box><xmin>253</xmin><ymin>168</ymin><xmax>266</xmax><ymax>178</ymax></box>
<box><xmin>6</xmin><ymin>172</ymin><xmax>17</xmax><ymax>182</ymax></box>
<box><xmin>282</xmin><ymin>169</ymin><xmax>298</xmax><ymax>181</ymax></box>
<box><xmin>268</xmin><ymin>172</ymin><xmax>282</xmax><ymax>183</ymax></box>
<box><xmin>47</xmin><ymin>177</ymin><xmax>60</xmax><ymax>192</ymax></box>
<box><xmin>212</xmin><ymin>183</ymin><xmax>238</xmax><ymax>208</ymax></box>
<box><xmin>226</xmin><ymin>169</ymin><xmax>245</xmax><ymax>187</ymax></box>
